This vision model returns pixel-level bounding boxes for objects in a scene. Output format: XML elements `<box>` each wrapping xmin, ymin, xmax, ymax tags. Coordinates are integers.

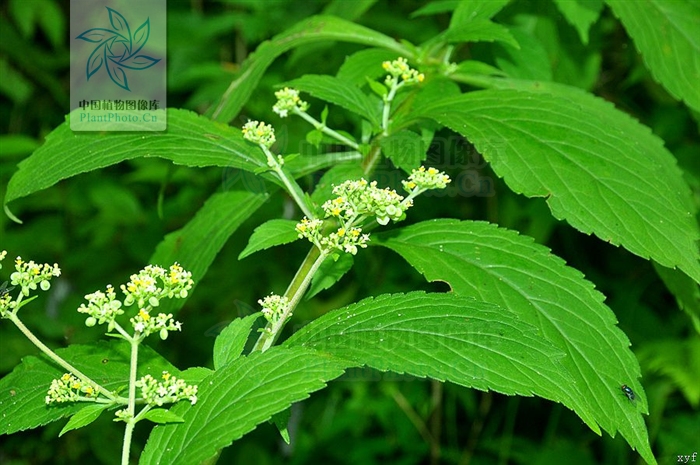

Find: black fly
<box><xmin>621</xmin><ymin>384</ymin><xmax>635</xmax><ymax>401</ymax></box>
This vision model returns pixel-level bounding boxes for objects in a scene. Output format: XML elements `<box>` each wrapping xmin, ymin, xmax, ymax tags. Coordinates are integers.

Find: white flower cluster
<box><xmin>324</xmin><ymin>179</ymin><xmax>407</xmax><ymax>226</ymax></box>
<box><xmin>45</xmin><ymin>373</ymin><xmax>99</xmax><ymax>404</ymax></box>
<box><xmin>242</xmin><ymin>120</ymin><xmax>276</xmax><ymax>149</ymax></box>
<box><xmin>8</xmin><ymin>256</ymin><xmax>60</xmax><ymax>296</ymax></box>
<box><xmin>296</xmin><ymin>217</ymin><xmax>370</xmax><ymax>256</ymax></box>
<box><xmin>135</xmin><ymin>371</ymin><xmax>198</xmax><ymax>407</ymax></box>
<box><xmin>75</xmin><ymin>263</ymin><xmax>192</xmax><ymax>341</ymax></box>
<box><xmin>1</xmin><ymin>253</ymin><xmax>60</xmax><ymax>318</ymax></box>
<box><xmin>78</xmin><ymin>285</ymin><xmax>124</xmax><ymax>331</ymax></box>
<box><xmin>272</xmin><ymin>87</ymin><xmax>309</xmax><ymax>118</ymax></box>
<box><xmin>258</xmin><ymin>293</ymin><xmax>290</xmax><ymax>328</ymax></box>
<box><xmin>402</xmin><ymin>166</ymin><xmax>451</xmax><ymax>194</ymax></box>
<box><xmin>382</xmin><ymin>57</ymin><xmax>424</xmax><ymax>86</ymax></box>
<box><xmin>121</xmin><ymin>263</ymin><xmax>193</xmax><ymax>309</ymax></box>
<box><xmin>130</xmin><ymin>309</ymin><xmax>182</xmax><ymax>339</ymax></box>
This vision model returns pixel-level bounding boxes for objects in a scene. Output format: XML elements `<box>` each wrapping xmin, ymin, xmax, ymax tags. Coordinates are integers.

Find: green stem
<box><xmin>121</xmin><ymin>335</ymin><xmax>140</xmax><ymax>465</ymax></box>
<box><xmin>261</xmin><ymin>145</ymin><xmax>315</xmax><ymax>219</ymax></box>
<box><xmin>7</xmin><ymin>313</ymin><xmax>116</xmax><ymax>401</ymax></box>
<box><xmin>253</xmin><ymin>246</ymin><xmax>328</xmax><ymax>352</ymax></box>
<box><xmin>362</xmin><ymin>143</ymin><xmax>384</xmax><ymax>176</ymax></box>
<box><xmin>293</xmin><ymin>108</ymin><xmax>360</xmax><ymax>150</ymax></box>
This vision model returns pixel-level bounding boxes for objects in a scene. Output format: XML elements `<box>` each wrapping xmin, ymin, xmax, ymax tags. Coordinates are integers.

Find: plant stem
<box><xmin>7</xmin><ymin>312</ymin><xmax>116</xmax><ymax>401</ymax></box>
<box><xmin>293</xmin><ymin>108</ymin><xmax>360</xmax><ymax>150</ymax></box>
<box><xmin>121</xmin><ymin>336</ymin><xmax>140</xmax><ymax>465</ymax></box>
<box><xmin>261</xmin><ymin>145</ymin><xmax>315</xmax><ymax>219</ymax></box>
<box><xmin>253</xmin><ymin>246</ymin><xmax>327</xmax><ymax>352</ymax></box>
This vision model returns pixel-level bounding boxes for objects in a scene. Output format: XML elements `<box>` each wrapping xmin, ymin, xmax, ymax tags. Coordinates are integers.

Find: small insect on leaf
<box><xmin>621</xmin><ymin>384</ymin><xmax>635</xmax><ymax>401</ymax></box>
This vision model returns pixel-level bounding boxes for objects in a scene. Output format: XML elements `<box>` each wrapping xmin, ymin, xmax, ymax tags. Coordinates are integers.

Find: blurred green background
<box><xmin>1</xmin><ymin>1</ymin><xmax>698</xmax><ymax>464</ymax></box>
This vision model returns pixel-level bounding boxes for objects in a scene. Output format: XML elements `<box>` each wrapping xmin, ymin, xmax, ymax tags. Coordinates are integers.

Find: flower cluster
<box><xmin>121</xmin><ymin>263</ymin><xmax>193</xmax><ymax>309</ymax></box>
<box><xmin>75</xmin><ymin>263</ymin><xmax>192</xmax><ymax>341</ymax></box>
<box><xmin>135</xmin><ymin>371</ymin><xmax>198</xmax><ymax>407</ymax></box>
<box><xmin>295</xmin><ymin>217</ymin><xmax>371</xmax><ymax>256</ymax></box>
<box><xmin>242</xmin><ymin>120</ymin><xmax>276</xmax><ymax>149</ymax></box>
<box><xmin>45</xmin><ymin>373</ymin><xmax>99</xmax><ymax>404</ymax></box>
<box><xmin>382</xmin><ymin>57</ymin><xmax>424</xmax><ymax>86</ymax></box>
<box><xmin>130</xmin><ymin>309</ymin><xmax>182</xmax><ymax>340</ymax></box>
<box><xmin>259</xmin><ymin>293</ymin><xmax>290</xmax><ymax>328</ymax></box>
<box><xmin>402</xmin><ymin>166</ymin><xmax>451</xmax><ymax>194</ymax></box>
<box><xmin>324</xmin><ymin>179</ymin><xmax>407</xmax><ymax>226</ymax></box>
<box><xmin>78</xmin><ymin>285</ymin><xmax>123</xmax><ymax>330</ymax></box>
<box><xmin>8</xmin><ymin>256</ymin><xmax>60</xmax><ymax>296</ymax></box>
<box><xmin>273</xmin><ymin>87</ymin><xmax>309</xmax><ymax>118</ymax></box>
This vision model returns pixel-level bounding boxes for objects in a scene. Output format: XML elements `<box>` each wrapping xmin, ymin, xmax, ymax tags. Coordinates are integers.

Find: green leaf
<box><xmin>270</xmin><ymin>409</ymin><xmax>291</xmax><ymax>444</ymax></box>
<box><xmin>142</xmin><ymin>408</ymin><xmax>185</xmax><ymax>424</ymax></box>
<box><xmin>337</xmin><ymin>48</ymin><xmax>400</xmax><ymax>87</ymax></box>
<box><xmin>149</xmin><ymin>190</ymin><xmax>268</xmax><ymax>315</ymax></box>
<box><xmin>366</xmin><ymin>77</ymin><xmax>389</xmax><ymax>99</ymax></box>
<box><xmin>286</xmin><ymin>292</ymin><xmax>570</xmax><ymax>399</ymax></box>
<box><xmin>607</xmin><ymin>0</ymin><xmax>700</xmax><ymax>112</ymax></box>
<box><xmin>207</xmin><ymin>15</ymin><xmax>410</xmax><ymax>123</ymax></box>
<box><xmin>553</xmin><ymin>0</ymin><xmax>604</xmax><ymax>44</ymax></box>
<box><xmin>450</xmin><ymin>0</ymin><xmax>510</xmax><ymax>25</ymax></box>
<box><xmin>4</xmin><ymin>109</ymin><xmax>267</xmax><ymax>208</ymax></box>
<box><xmin>453</xmin><ymin>59</ymin><xmax>508</xmax><ymax>77</ymax></box>
<box><xmin>380</xmin><ymin>130</ymin><xmax>426</xmax><ymax>172</ymax></box>
<box><xmin>421</xmin><ymin>88</ymin><xmax>700</xmax><ymax>284</ymax></box>
<box><xmin>59</xmin><ymin>403</ymin><xmax>110</xmax><ymax>437</ymax></box>
<box><xmin>446</xmin><ymin>19</ymin><xmax>520</xmax><ymax>49</ymax></box>
<box><xmin>654</xmin><ymin>263</ymin><xmax>700</xmax><ymax>335</ymax></box>
<box><xmin>306</xmin><ymin>253</ymin><xmax>354</xmax><ymax>300</ymax></box>
<box><xmin>412</xmin><ymin>0</ymin><xmax>461</xmax><ymax>17</ymax></box>
<box><xmin>374</xmin><ymin>220</ymin><xmax>654</xmax><ymax>464</ymax></box>
<box><xmin>283</xmin><ymin>75</ymin><xmax>382</xmax><ymax>127</ymax></box>
<box><xmin>139</xmin><ymin>347</ymin><xmax>349</xmax><ymax>465</ymax></box>
<box><xmin>0</xmin><ymin>341</ymin><xmax>178</xmax><ymax>435</ymax></box>
<box><xmin>494</xmin><ymin>29</ymin><xmax>552</xmax><ymax>80</ymax></box>
<box><xmin>239</xmin><ymin>219</ymin><xmax>300</xmax><ymax>260</ymax></box>
<box><xmin>213</xmin><ymin>313</ymin><xmax>262</xmax><ymax>370</ymax></box>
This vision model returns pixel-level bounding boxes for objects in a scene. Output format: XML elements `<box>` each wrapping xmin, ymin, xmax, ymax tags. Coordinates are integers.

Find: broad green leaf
<box><xmin>208</xmin><ymin>15</ymin><xmax>410</xmax><ymax>123</ymax></box>
<box><xmin>4</xmin><ymin>109</ymin><xmax>267</xmax><ymax>208</ymax></box>
<box><xmin>59</xmin><ymin>403</ymin><xmax>110</xmax><ymax>437</ymax></box>
<box><xmin>607</xmin><ymin>0</ymin><xmax>700</xmax><ymax>112</ymax></box>
<box><xmin>446</xmin><ymin>19</ymin><xmax>520</xmax><ymax>49</ymax></box>
<box><xmin>306</xmin><ymin>253</ymin><xmax>354</xmax><ymax>300</ymax></box>
<box><xmin>454</xmin><ymin>60</ymin><xmax>507</xmax><ymax>77</ymax></box>
<box><xmin>420</xmin><ymin>88</ymin><xmax>700</xmax><ymax>284</ymax></box>
<box><xmin>213</xmin><ymin>313</ymin><xmax>262</xmax><ymax>370</ymax></box>
<box><xmin>286</xmin><ymin>292</ymin><xmax>570</xmax><ymax>400</ymax></box>
<box><xmin>654</xmin><ymin>263</ymin><xmax>700</xmax><ymax>335</ymax></box>
<box><xmin>140</xmin><ymin>347</ymin><xmax>349</xmax><ymax>465</ymax></box>
<box><xmin>374</xmin><ymin>220</ymin><xmax>654</xmax><ymax>464</ymax></box>
<box><xmin>380</xmin><ymin>130</ymin><xmax>425</xmax><ymax>172</ymax></box>
<box><xmin>494</xmin><ymin>29</ymin><xmax>552</xmax><ymax>80</ymax></box>
<box><xmin>0</xmin><ymin>341</ymin><xmax>178</xmax><ymax>435</ymax></box>
<box><xmin>149</xmin><ymin>190</ymin><xmax>268</xmax><ymax>315</ymax></box>
<box><xmin>283</xmin><ymin>75</ymin><xmax>382</xmax><ymax>127</ymax></box>
<box><xmin>638</xmin><ymin>338</ymin><xmax>700</xmax><ymax>408</ymax></box>
<box><xmin>412</xmin><ymin>0</ymin><xmax>461</xmax><ymax>17</ymax></box>
<box><xmin>450</xmin><ymin>0</ymin><xmax>510</xmax><ymax>25</ymax></box>
<box><xmin>553</xmin><ymin>0</ymin><xmax>604</xmax><ymax>44</ymax></box>
<box><xmin>337</xmin><ymin>48</ymin><xmax>400</xmax><ymax>87</ymax></box>
<box><xmin>142</xmin><ymin>408</ymin><xmax>185</xmax><ymax>424</ymax></box>
<box><xmin>238</xmin><ymin>219</ymin><xmax>300</xmax><ymax>260</ymax></box>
